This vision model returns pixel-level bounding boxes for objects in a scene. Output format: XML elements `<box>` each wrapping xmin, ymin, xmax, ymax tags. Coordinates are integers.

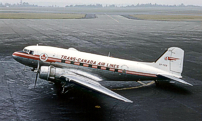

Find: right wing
<box><xmin>60</xmin><ymin>74</ymin><xmax>133</xmax><ymax>103</ymax></box>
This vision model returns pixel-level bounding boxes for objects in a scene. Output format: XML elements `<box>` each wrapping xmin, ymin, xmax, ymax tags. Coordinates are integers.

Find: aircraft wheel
<box><xmin>53</xmin><ymin>82</ymin><xmax>63</xmax><ymax>95</ymax></box>
<box><xmin>155</xmin><ymin>80</ymin><xmax>160</xmax><ymax>86</ymax></box>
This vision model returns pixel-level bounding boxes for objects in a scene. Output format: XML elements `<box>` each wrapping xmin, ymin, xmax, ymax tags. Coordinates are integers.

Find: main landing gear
<box><xmin>54</xmin><ymin>80</ymin><xmax>74</xmax><ymax>96</ymax></box>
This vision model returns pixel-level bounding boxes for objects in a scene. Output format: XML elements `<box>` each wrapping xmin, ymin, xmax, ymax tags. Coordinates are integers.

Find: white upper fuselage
<box><xmin>12</xmin><ymin>46</ymin><xmax>174</xmax><ymax>81</ymax></box>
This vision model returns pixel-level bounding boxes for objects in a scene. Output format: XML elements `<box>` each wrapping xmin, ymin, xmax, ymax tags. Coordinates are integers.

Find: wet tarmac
<box><xmin>0</xmin><ymin>10</ymin><xmax>202</xmax><ymax>121</ymax></box>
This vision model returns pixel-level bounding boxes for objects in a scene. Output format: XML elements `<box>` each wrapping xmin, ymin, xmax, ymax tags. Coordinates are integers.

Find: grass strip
<box><xmin>0</xmin><ymin>13</ymin><xmax>85</xmax><ymax>19</ymax></box>
<box><xmin>130</xmin><ymin>14</ymin><xmax>202</xmax><ymax>21</ymax></box>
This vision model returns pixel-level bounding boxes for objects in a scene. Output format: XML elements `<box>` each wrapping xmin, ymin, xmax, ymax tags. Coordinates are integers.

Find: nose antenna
<box><xmin>108</xmin><ymin>52</ymin><xmax>110</xmax><ymax>57</ymax></box>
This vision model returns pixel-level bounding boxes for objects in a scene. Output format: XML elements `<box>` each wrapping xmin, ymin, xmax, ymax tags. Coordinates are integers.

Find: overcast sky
<box><xmin>1</xmin><ymin>0</ymin><xmax>202</xmax><ymax>7</ymax></box>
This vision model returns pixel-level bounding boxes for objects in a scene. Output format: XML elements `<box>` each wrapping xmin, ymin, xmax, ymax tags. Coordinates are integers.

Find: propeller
<box><xmin>34</xmin><ymin>60</ymin><xmax>40</xmax><ymax>88</ymax></box>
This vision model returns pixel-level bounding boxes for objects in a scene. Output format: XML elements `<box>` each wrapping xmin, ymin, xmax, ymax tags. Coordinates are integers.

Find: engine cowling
<box><xmin>39</xmin><ymin>66</ymin><xmax>64</xmax><ymax>81</ymax></box>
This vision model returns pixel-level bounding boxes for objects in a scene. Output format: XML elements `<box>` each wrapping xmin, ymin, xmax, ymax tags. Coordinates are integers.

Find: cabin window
<box><xmin>106</xmin><ymin>67</ymin><xmax>110</xmax><ymax>70</ymax></box>
<box><xmin>61</xmin><ymin>60</ymin><xmax>65</xmax><ymax>63</ymax></box>
<box><xmin>29</xmin><ymin>50</ymin><xmax>34</xmax><ymax>55</ymax></box>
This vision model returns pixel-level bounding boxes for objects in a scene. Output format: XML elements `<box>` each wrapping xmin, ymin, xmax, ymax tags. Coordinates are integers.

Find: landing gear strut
<box><xmin>54</xmin><ymin>81</ymin><xmax>74</xmax><ymax>96</ymax></box>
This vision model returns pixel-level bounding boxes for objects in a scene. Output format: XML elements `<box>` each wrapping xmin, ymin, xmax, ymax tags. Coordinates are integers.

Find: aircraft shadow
<box><xmin>154</xmin><ymin>83</ymin><xmax>192</xmax><ymax>95</ymax></box>
<box><xmin>52</xmin><ymin>85</ymin><xmax>106</xmax><ymax>121</ymax></box>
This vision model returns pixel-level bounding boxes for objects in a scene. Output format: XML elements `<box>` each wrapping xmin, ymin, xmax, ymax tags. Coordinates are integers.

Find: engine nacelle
<box><xmin>39</xmin><ymin>66</ymin><xmax>64</xmax><ymax>81</ymax></box>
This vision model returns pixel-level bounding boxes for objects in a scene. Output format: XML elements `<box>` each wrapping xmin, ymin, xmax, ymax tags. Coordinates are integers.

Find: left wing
<box><xmin>60</xmin><ymin>74</ymin><xmax>133</xmax><ymax>103</ymax></box>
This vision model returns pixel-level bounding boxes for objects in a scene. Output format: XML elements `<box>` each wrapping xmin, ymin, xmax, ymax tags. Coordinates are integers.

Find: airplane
<box><xmin>12</xmin><ymin>45</ymin><xmax>192</xmax><ymax>103</ymax></box>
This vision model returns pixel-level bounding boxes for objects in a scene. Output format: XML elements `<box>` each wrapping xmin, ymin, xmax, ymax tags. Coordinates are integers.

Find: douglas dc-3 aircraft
<box><xmin>12</xmin><ymin>45</ymin><xmax>192</xmax><ymax>103</ymax></box>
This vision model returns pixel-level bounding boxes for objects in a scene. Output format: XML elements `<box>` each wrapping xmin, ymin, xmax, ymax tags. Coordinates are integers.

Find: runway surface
<box><xmin>0</xmin><ymin>11</ymin><xmax>202</xmax><ymax>120</ymax></box>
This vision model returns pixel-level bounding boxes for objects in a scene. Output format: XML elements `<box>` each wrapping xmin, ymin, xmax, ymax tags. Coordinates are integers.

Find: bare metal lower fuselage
<box><xmin>15</xmin><ymin>55</ymin><xmax>156</xmax><ymax>82</ymax></box>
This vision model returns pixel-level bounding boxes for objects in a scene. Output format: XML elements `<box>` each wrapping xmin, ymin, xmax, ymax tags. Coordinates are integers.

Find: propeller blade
<box><xmin>36</xmin><ymin>60</ymin><xmax>40</xmax><ymax>71</ymax></box>
<box><xmin>34</xmin><ymin>72</ymin><xmax>39</xmax><ymax>88</ymax></box>
<box><xmin>34</xmin><ymin>60</ymin><xmax>40</xmax><ymax>88</ymax></box>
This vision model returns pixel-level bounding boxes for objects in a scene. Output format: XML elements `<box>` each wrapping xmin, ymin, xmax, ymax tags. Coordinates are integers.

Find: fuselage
<box><xmin>12</xmin><ymin>46</ymin><xmax>171</xmax><ymax>82</ymax></box>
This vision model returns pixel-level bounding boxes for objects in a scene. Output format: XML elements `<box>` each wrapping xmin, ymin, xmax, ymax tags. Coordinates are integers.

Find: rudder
<box><xmin>155</xmin><ymin>47</ymin><xmax>184</xmax><ymax>77</ymax></box>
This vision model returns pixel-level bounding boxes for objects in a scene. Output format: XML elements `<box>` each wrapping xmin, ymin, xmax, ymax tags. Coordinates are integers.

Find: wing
<box><xmin>60</xmin><ymin>73</ymin><xmax>133</xmax><ymax>103</ymax></box>
<box><xmin>157</xmin><ymin>74</ymin><xmax>193</xmax><ymax>86</ymax></box>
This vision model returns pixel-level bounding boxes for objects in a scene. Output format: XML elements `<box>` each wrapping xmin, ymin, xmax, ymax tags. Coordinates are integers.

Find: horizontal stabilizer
<box><xmin>157</xmin><ymin>74</ymin><xmax>193</xmax><ymax>86</ymax></box>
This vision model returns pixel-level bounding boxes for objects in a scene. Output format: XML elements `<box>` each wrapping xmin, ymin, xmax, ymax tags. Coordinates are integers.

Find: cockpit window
<box><xmin>23</xmin><ymin>49</ymin><xmax>29</xmax><ymax>53</ymax></box>
<box><xmin>23</xmin><ymin>49</ymin><xmax>34</xmax><ymax>55</ymax></box>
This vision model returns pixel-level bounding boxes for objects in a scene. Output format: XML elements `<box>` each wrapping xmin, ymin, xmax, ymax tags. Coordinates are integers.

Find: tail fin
<box><xmin>155</xmin><ymin>47</ymin><xmax>184</xmax><ymax>77</ymax></box>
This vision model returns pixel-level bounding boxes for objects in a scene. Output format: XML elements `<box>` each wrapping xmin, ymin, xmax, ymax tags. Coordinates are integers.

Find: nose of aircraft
<box><xmin>12</xmin><ymin>51</ymin><xmax>21</xmax><ymax>62</ymax></box>
<box><xmin>12</xmin><ymin>51</ymin><xmax>31</xmax><ymax>67</ymax></box>
<box><xmin>12</xmin><ymin>52</ymin><xmax>17</xmax><ymax>60</ymax></box>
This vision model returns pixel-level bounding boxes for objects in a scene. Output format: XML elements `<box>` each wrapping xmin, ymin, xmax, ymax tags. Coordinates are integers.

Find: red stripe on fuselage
<box><xmin>83</xmin><ymin>64</ymin><xmax>89</xmax><ymax>67</ymax></box>
<box><xmin>109</xmin><ymin>68</ymin><xmax>115</xmax><ymax>71</ymax></box>
<box><xmin>126</xmin><ymin>71</ymin><xmax>156</xmax><ymax>77</ymax></box>
<box><xmin>101</xmin><ymin>67</ymin><xmax>106</xmax><ymax>70</ymax></box>
<box><xmin>13</xmin><ymin>52</ymin><xmax>61</xmax><ymax>63</ymax></box>
<box><xmin>92</xmin><ymin>65</ymin><xmax>97</xmax><ymax>68</ymax></box>
<box><xmin>118</xmin><ymin>69</ymin><xmax>123</xmax><ymax>73</ymax></box>
<box><xmin>13</xmin><ymin>52</ymin><xmax>156</xmax><ymax>78</ymax></box>
<box><xmin>13</xmin><ymin>52</ymin><xmax>40</xmax><ymax>60</ymax></box>
<box><xmin>47</xmin><ymin>58</ymin><xmax>61</xmax><ymax>62</ymax></box>
<box><xmin>74</xmin><ymin>62</ymin><xmax>80</xmax><ymax>65</ymax></box>
<box><xmin>65</xmin><ymin>60</ymin><xmax>71</xmax><ymax>64</ymax></box>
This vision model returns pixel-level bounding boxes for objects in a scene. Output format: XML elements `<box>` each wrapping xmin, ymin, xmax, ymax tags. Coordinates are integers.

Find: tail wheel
<box><xmin>155</xmin><ymin>80</ymin><xmax>160</xmax><ymax>86</ymax></box>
